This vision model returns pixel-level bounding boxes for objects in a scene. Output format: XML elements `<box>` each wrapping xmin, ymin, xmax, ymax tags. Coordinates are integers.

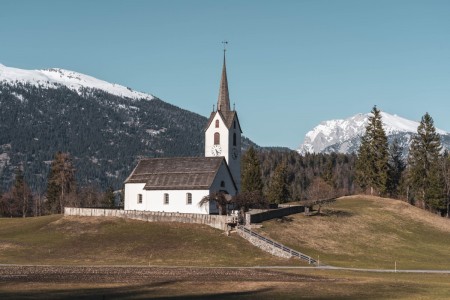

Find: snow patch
<box><xmin>298</xmin><ymin>111</ymin><xmax>449</xmax><ymax>154</ymax></box>
<box><xmin>0</xmin><ymin>64</ymin><xmax>154</xmax><ymax>101</ymax></box>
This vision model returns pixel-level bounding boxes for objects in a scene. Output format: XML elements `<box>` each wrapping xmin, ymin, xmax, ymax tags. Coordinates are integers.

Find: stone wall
<box><xmin>245</xmin><ymin>205</ymin><xmax>305</xmax><ymax>225</ymax></box>
<box><xmin>64</xmin><ymin>207</ymin><xmax>231</xmax><ymax>231</ymax></box>
<box><xmin>236</xmin><ymin>227</ymin><xmax>292</xmax><ymax>259</ymax></box>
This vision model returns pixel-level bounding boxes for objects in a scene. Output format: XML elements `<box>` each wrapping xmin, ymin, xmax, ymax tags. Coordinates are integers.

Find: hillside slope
<box><xmin>0</xmin><ymin>215</ymin><xmax>299</xmax><ymax>266</ymax></box>
<box><xmin>257</xmin><ymin>196</ymin><xmax>450</xmax><ymax>269</ymax></box>
<box><xmin>0</xmin><ymin>66</ymin><xmax>258</xmax><ymax>191</ymax></box>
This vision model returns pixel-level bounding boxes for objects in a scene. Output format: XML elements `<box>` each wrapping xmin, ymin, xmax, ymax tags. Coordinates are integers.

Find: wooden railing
<box><xmin>236</xmin><ymin>225</ymin><xmax>318</xmax><ymax>265</ymax></box>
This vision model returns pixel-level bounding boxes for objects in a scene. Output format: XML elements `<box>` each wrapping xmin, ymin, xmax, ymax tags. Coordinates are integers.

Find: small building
<box><xmin>124</xmin><ymin>50</ymin><xmax>242</xmax><ymax>214</ymax></box>
<box><xmin>124</xmin><ymin>157</ymin><xmax>237</xmax><ymax>214</ymax></box>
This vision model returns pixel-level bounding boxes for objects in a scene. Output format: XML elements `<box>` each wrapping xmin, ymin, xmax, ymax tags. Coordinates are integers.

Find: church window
<box><xmin>164</xmin><ymin>193</ymin><xmax>169</xmax><ymax>205</ymax></box>
<box><xmin>220</xmin><ymin>181</ymin><xmax>225</xmax><ymax>188</ymax></box>
<box><xmin>214</xmin><ymin>132</ymin><xmax>220</xmax><ymax>145</ymax></box>
<box><xmin>233</xmin><ymin>133</ymin><xmax>236</xmax><ymax>146</ymax></box>
<box><xmin>186</xmin><ymin>193</ymin><xmax>192</xmax><ymax>205</ymax></box>
<box><xmin>137</xmin><ymin>194</ymin><xmax>142</xmax><ymax>204</ymax></box>
<box><xmin>234</xmin><ymin>120</ymin><xmax>236</xmax><ymax>129</ymax></box>
<box><xmin>215</xmin><ymin>120</ymin><xmax>219</xmax><ymax>128</ymax></box>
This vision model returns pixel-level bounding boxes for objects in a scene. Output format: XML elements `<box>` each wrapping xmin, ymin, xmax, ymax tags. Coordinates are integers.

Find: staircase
<box><xmin>236</xmin><ymin>225</ymin><xmax>318</xmax><ymax>265</ymax></box>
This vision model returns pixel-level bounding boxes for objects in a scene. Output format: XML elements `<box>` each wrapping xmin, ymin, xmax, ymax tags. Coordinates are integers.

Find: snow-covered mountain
<box><xmin>298</xmin><ymin>111</ymin><xmax>450</xmax><ymax>155</ymax></box>
<box><xmin>0</xmin><ymin>63</ymin><xmax>153</xmax><ymax>100</ymax></box>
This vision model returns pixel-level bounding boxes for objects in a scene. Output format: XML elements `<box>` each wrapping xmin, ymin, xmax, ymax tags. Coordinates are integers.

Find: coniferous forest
<box><xmin>0</xmin><ymin>84</ymin><xmax>448</xmax><ymax>217</ymax></box>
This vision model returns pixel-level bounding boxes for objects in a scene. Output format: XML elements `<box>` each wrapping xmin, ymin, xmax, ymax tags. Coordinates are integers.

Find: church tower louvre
<box><xmin>204</xmin><ymin>48</ymin><xmax>242</xmax><ymax>192</ymax></box>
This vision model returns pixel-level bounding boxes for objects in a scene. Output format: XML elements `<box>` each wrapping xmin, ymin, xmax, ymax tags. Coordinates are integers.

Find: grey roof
<box><xmin>217</xmin><ymin>53</ymin><xmax>231</xmax><ymax>111</ymax></box>
<box><xmin>125</xmin><ymin>157</ymin><xmax>236</xmax><ymax>190</ymax></box>
<box><xmin>205</xmin><ymin>52</ymin><xmax>242</xmax><ymax>132</ymax></box>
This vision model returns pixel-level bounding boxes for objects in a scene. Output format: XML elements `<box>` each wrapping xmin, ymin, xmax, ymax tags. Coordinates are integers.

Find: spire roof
<box><xmin>217</xmin><ymin>51</ymin><xmax>231</xmax><ymax>111</ymax></box>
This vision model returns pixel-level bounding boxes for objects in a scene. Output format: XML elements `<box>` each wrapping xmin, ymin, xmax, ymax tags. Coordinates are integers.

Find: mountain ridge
<box><xmin>298</xmin><ymin>111</ymin><xmax>450</xmax><ymax>155</ymax></box>
<box><xmin>0</xmin><ymin>63</ymin><xmax>154</xmax><ymax>101</ymax></box>
<box><xmin>0</xmin><ymin>64</ymin><xmax>257</xmax><ymax>192</ymax></box>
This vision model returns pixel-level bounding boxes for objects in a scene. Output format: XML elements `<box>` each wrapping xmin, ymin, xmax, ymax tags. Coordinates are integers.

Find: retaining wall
<box><xmin>245</xmin><ymin>205</ymin><xmax>305</xmax><ymax>224</ymax></box>
<box><xmin>236</xmin><ymin>227</ymin><xmax>291</xmax><ymax>259</ymax></box>
<box><xmin>64</xmin><ymin>207</ymin><xmax>231</xmax><ymax>231</ymax></box>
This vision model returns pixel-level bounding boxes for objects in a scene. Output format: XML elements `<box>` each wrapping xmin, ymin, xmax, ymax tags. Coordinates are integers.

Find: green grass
<box><xmin>257</xmin><ymin>195</ymin><xmax>450</xmax><ymax>270</ymax></box>
<box><xmin>0</xmin><ymin>215</ymin><xmax>301</xmax><ymax>266</ymax></box>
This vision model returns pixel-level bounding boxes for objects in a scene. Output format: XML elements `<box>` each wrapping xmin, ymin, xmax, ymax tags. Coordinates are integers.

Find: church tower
<box><xmin>205</xmin><ymin>50</ymin><xmax>242</xmax><ymax>192</ymax></box>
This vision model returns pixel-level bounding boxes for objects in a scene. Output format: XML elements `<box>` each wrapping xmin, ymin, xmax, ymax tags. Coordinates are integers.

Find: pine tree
<box><xmin>355</xmin><ymin>106</ymin><xmax>389</xmax><ymax>195</ymax></box>
<box><xmin>102</xmin><ymin>186</ymin><xmax>115</xmax><ymax>208</ymax></box>
<box><xmin>11</xmin><ymin>168</ymin><xmax>32</xmax><ymax>217</ymax></box>
<box><xmin>441</xmin><ymin>151</ymin><xmax>450</xmax><ymax>218</ymax></box>
<box><xmin>407</xmin><ymin>113</ymin><xmax>445</xmax><ymax>211</ymax></box>
<box><xmin>266</xmin><ymin>162</ymin><xmax>290</xmax><ymax>204</ymax></box>
<box><xmin>386</xmin><ymin>139</ymin><xmax>405</xmax><ymax>198</ymax></box>
<box><xmin>241</xmin><ymin>146</ymin><xmax>263</xmax><ymax>194</ymax></box>
<box><xmin>46</xmin><ymin>152</ymin><xmax>77</xmax><ymax>214</ymax></box>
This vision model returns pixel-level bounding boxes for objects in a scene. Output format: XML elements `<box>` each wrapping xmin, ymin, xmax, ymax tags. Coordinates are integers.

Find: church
<box><xmin>124</xmin><ymin>52</ymin><xmax>242</xmax><ymax>214</ymax></box>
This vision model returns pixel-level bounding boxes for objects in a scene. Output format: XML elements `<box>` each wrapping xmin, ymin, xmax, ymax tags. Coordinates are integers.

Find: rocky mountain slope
<box><xmin>0</xmin><ymin>64</ymin><xmax>254</xmax><ymax>192</ymax></box>
<box><xmin>298</xmin><ymin>111</ymin><xmax>450</xmax><ymax>155</ymax></box>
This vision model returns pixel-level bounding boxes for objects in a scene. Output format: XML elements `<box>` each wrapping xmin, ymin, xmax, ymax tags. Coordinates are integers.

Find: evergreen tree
<box><xmin>441</xmin><ymin>151</ymin><xmax>450</xmax><ymax>218</ymax></box>
<box><xmin>355</xmin><ymin>106</ymin><xmax>389</xmax><ymax>195</ymax></box>
<box><xmin>12</xmin><ymin>168</ymin><xmax>33</xmax><ymax>217</ymax></box>
<box><xmin>102</xmin><ymin>186</ymin><xmax>115</xmax><ymax>208</ymax></box>
<box><xmin>386</xmin><ymin>139</ymin><xmax>405</xmax><ymax>198</ymax></box>
<box><xmin>266</xmin><ymin>162</ymin><xmax>290</xmax><ymax>204</ymax></box>
<box><xmin>407</xmin><ymin>113</ymin><xmax>445</xmax><ymax>211</ymax></box>
<box><xmin>241</xmin><ymin>146</ymin><xmax>263</xmax><ymax>194</ymax></box>
<box><xmin>46</xmin><ymin>152</ymin><xmax>77</xmax><ymax>214</ymax></box>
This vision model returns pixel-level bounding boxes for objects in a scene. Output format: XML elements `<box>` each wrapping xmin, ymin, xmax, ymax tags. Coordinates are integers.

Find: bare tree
<box><xmin>306</xmin><ymin>177</ymin><xmax>336</xmax><ymax>214</ymax></box>
<box><xmin>199</xmin><ymin>191</ymin><xmax>231</xmax><ymax>215</ymax></box>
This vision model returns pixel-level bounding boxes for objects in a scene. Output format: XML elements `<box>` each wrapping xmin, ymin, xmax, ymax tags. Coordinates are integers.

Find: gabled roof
<box><xmin>124</xmin><ymin>157</ymin><xmax>237</xmax><ymax>191</ymax></box>
<box><xmin>205</xmin><ymin>110</ymin><xmax>242</xmax><ymax>132</ymax></box>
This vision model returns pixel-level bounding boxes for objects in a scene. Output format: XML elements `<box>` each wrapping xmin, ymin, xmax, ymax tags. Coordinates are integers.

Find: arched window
<box><xmin>214</xmin><ymin>132</ymin><xmax>220</xmax><ymax>145</ymax></box>
<box><xmin>233</xmin><ymin>133</ymin><xmax>237</xmax><ymax>146</ymax></box>
<box><xmin>215</xmin><ymin>120</ymin><xmax>219</xmax><ymax>128</ymax></box>
<box><xmin>220</xmin><ymin>181</ymin><xmax>225</xmax><ymax>188</ymax></box>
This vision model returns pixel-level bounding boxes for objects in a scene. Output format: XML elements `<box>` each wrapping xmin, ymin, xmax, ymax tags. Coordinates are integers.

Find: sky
<box><xmin>1</xmin><ymin>0</ymin><xmax>450</xmax><ymax>149</ymax></box>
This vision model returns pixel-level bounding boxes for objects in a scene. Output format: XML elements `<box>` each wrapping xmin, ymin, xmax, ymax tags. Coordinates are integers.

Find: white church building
<box><xmin>124</xmin><ymin>52</ymin><xmax>242</xmax><ymax>214</ymax></box>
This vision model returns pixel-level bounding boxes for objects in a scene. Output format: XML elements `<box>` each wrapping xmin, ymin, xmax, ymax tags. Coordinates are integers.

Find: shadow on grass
<box><xmin>307</xmin><ymin>209</ymin><xmax>354</xmax><ymax>218</ymax></box>
<box><xmin>0</xmin><ymin>283</ymin><xmax>275</xmax><ymax>300</ymax></box>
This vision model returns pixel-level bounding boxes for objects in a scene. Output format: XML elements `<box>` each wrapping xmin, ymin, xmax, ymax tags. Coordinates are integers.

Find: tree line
<box><xmin>0</xmin><ymin>152</ymin><xmax>116</xmax><ymax>217</ymax></box>
<box><xmin>355</xmin><ymin>106</ymin><xmax>449</xmax><ymax>216</ymax></box>
<box><xmin>236</xmin><ymin>106</ymin><xmax>449</xmax><ymax>218</ymax></box>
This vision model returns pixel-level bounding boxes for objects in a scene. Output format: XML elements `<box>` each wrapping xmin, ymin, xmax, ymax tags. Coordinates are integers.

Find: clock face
<box><xmin>232</xmin><ymin>147</ymin><xmax>238</xmax><ymax>160</ymax></box>
<box><xmin>211</xmin><ymin>145</ymin><xmax>222</xmax><ymax>156</ymax></box>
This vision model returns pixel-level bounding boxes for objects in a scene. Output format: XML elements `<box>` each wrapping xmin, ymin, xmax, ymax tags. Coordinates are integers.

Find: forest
<box><xmin>0</xmin><ymin>84</ymin><xmax>448</xmax><ymax>218</ymax></box>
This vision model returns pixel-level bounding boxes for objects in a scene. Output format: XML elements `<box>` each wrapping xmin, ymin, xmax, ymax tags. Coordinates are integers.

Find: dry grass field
<box><xmin>0</xmin><ymin>215</ymin><xmax>299</xmax><ymax>267</ymax></box>
<box><xmin>0</xmin><ymin>195</ymin><xmax>449</xmax><ymax>299</ymax></box>
<box><xmin>257</xmin><ymin>195</ymin><xmax>450</xmax><ymax>270</ymax></box>
<box><xmin>0</xmin><ymin>266</ymin><xmax>449</xmax><ymax>299</ymax></box>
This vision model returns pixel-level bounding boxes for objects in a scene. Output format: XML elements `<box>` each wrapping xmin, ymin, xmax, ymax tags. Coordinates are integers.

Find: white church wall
<box><xmin>227</xmin><ymin>117</ymin><xmax>241</xmax><ymax>191</ymax></box>
<box><xmin>211</xmin><ymin>163</ymin><xmax>238</xmax><ymax>196</ymax></box>
<box><xmin>124</xmin><ymin>183</ymin><xmax>146</xmax><ymax>211</ymax></box>
<box><xmin>125</xmin><ymin>183</ymin><xmax>215</xmax><ymax>214</ymax></box>
<box><xmin>205</xmin><ymin>113</ymin><xmax>230</xmax><ymax>162</ymax></box>
<box><xmin>142</xmin><ymin>189</ymin><xmax>212</xmax><ymax>214</ymax></box>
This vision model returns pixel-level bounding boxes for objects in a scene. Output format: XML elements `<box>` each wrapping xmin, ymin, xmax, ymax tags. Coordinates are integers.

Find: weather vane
<box><xmin>222</xmin><ymin>40</ymin><xmax>228</xmax><ymax>52</ymax></box>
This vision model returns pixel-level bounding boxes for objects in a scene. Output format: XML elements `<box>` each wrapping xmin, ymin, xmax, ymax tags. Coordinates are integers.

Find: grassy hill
<box><xmin>257</xmin><ymin>195</ymin><xmax>450</xmax><ymax>270</ymax></box>
<box><xmin>0</xmin><ymin>215</ymin><xmax>301</xmax><ymax>266</ymax></box>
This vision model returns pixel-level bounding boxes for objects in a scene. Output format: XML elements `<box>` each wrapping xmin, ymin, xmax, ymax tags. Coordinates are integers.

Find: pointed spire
<box><xmin>217</xmin><ymin>46</ymin><xmax>231</xmax><ymax>111</ymax></box>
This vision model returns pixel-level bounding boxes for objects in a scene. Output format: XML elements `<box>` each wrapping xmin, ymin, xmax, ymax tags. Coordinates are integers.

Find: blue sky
<box><xmin>1</xmin><ymin>0</ymin><xmax>450</xmax><ymax>148</ymax></box>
